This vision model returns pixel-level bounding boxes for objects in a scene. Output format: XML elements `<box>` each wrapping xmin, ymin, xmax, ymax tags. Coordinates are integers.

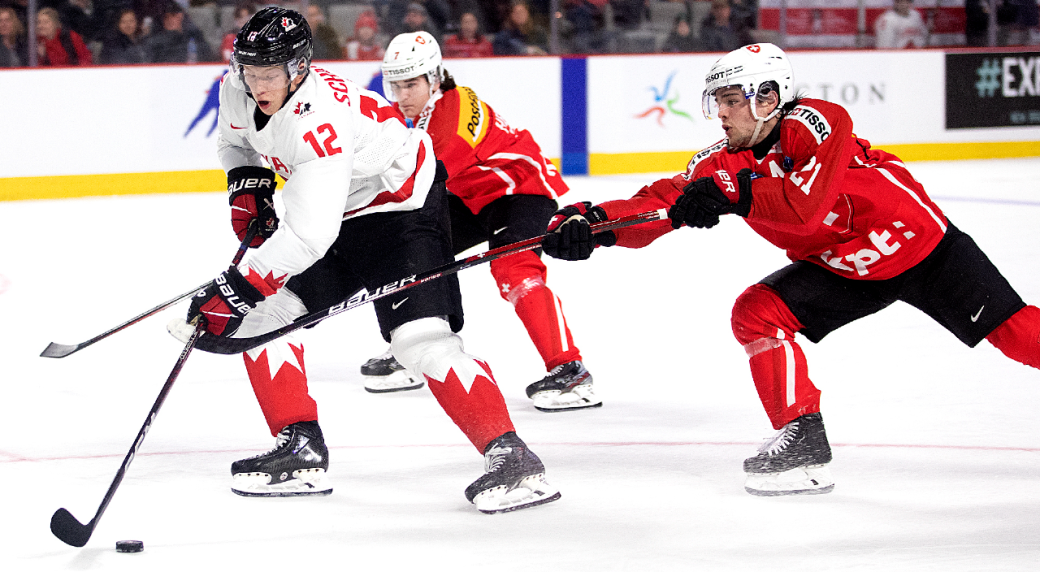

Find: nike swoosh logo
<box><xmin>493</xmin><ymin>226</ymin><xmax>508</xmax><ymax>235</ymax></box>
<box><xmin>971</xmin><ymin>306</ymin><xmax>985</xmax><ymax>322</ymax></box>
<box><xmin>392</xmin><ymin>298</ymin><xmax>409</xmax><ymax>310</ymax></box>
<box><xmin>230</xmin><ymin>123</ymin><xmax>247</xmax><ymax>130</ymax></box>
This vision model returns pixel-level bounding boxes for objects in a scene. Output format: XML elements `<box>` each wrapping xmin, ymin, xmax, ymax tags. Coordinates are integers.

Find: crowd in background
<box><xmin>0</xmin><ymin>0</ymin><xmax>1038</xmax><ymax>68</ymax></box>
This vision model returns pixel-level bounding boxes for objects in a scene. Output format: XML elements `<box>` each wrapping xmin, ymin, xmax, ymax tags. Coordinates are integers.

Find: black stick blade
<box><xmin>50</xmin><ymin>508</ymin><xmax>94</xmax><ymax>547</ymax></box>
<box><xmin>40</xmin><ymin>343</ymin><xmax>80</xmax><ymax>359</ymax></box>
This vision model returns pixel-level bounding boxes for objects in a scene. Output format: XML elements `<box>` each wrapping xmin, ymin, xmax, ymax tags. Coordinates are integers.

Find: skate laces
<box><xmin>757</xmin><ymin>420</ymin><xmax>799</xmax><ymax>456</ymax></box>
<box><xmin>370</xmin><ymin>347</ymin><xmax>394</xmax><ymax>362</ymax></box>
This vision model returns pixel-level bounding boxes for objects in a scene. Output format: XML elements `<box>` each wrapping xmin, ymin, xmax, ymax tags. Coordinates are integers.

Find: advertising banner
<box><xmin>946</xmin><ymin>51</ymin><xmax>1040</xmax><ymax>129</ymax></box>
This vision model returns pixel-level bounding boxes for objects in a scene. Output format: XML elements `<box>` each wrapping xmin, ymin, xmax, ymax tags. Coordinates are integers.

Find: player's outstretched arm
<box><xmin>541</xmin><ymin>202</ymin><xmax>617</xmax><ymax>261</ymax></box>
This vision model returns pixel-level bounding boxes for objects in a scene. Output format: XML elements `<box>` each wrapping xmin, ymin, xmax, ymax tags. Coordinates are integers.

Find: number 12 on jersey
<box><xmin>303</xmin><ymin>123</ymin><xmax>342</xmax><ymax>157</ymax></box>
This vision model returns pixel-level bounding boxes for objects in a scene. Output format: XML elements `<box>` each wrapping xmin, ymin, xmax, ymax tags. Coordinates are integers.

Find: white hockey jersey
<box><xmin>217</xmin><ymin>65</ymin><xmax>436</xmax><ymax>288</ymax></box>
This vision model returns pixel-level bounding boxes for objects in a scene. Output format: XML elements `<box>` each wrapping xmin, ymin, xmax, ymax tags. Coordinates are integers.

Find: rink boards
<box><xmin>1</xmin><ymin>48</ymin><xmax>1038</xmax><ymax>200</ymax></box>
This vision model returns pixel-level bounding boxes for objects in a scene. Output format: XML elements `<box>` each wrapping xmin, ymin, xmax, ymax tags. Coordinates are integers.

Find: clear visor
<box><xmin>701</xmin><ymin>84</ymin><xmax>752</xmax><ymax>120</ymax></box>
<box><xmin>381</xmin><ymin>70</ymin><xmax>438</xmax><ymax>103</ymax></box>
<box><xmin>241</xmin><ymin>65</ymin><xmax>291</xmax><ymax>94</ymax></box>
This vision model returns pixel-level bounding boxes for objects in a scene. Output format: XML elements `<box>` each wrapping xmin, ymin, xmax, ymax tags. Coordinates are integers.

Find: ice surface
<box><xmin>2</xmin><ymin>159</ymin><xmax>1039</xmax><ymax>570</ymax></box>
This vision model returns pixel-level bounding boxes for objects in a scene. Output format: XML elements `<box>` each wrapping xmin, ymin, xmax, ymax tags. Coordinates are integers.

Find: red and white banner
<box><xmin>759</xmin><ymin>0</ymin><xmax>967</xmax><ymax>48</ymax></box>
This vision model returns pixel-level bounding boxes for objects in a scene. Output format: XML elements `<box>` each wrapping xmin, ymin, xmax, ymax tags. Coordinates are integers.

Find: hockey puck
<box><xmin>115</xmin><ymin>540</ymin><xmax>144</xmax><ymax>553</ymax></box>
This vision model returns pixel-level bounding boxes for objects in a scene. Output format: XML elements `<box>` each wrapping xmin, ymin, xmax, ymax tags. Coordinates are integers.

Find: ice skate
<box><xmin>360</xmin><ymin>348</ymin><xmax>424</xmax><ymax>393</ymax></box>
<box><xmin>525</xmin><ymin>360</ymin><xmax>601</xmax><ymax>412</ymax></box>
<box><xmin>231</xmin><ymin>421</ymin><xmax>333</xmax><ymax>497</ymax></box>
<box><xmin>743</xmin><ymin>412</ymin><xmax>834</xmax><ymax>496</ymax></box>
<box><xmin>464</xmin><ymin>432</ymin><xmax>561</xmax><ymax>513</ymax></box>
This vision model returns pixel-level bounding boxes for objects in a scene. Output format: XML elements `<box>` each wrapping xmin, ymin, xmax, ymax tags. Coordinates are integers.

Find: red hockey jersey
<box><xmin>406</xmin><ymin>85</ymin><xmax>569</xmax><ymax>214</ymax></box>
<box><xmin>601</xmin><ymin>98</ymin><xmax>949</xmax><ymax>280</ymax></box>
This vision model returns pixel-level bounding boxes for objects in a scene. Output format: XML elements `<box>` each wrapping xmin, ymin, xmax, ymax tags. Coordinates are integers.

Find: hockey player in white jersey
<box><xmin>170</xmin><ymin>7</ymin><xmax>559</xmax><ymax>513</ymax></box>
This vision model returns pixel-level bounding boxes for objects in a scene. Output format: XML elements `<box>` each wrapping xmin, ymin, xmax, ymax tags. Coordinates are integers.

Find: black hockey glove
<box><xmin>669</xmin><ymin>168</ymin><xmax>754</xmax><ymax>229</ymax></box>
<box><xmin>542</xmin><ymin>201</ymin><xmax>616</xmax><ymax>261</ymax></box>
<box><xmin>187</xmin><ymin>266</ymin><xmax>266</xmax><ymax>337</ymax></box>
<box><xmin>228</xmin><ymin>166</ymin><xmax>279</xmax><ymax>247</ymax></box>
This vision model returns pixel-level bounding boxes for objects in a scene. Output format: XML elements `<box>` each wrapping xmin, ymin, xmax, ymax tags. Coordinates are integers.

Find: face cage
<box><xmin>230</xmin><ymin>55</ymin><xmax>305</xmax><ymax>94</ymax></box>
<box><xmin>382</xmin><ymin>67</ymin><xmax>441</xmax><ymax>102</ymax></box>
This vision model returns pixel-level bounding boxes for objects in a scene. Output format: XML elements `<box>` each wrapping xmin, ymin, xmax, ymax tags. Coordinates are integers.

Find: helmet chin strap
<box><xmin>747</xmin><ymin>96</ymin><xmax>783</xmax><ymax>147</ymax></box>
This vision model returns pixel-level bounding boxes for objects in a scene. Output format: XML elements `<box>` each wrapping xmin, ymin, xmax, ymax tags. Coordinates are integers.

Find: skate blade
<box><xmin>364</xmin><ymin>370</ymin><xmax>425</xmax><ymax>393</ymax></box>
<box><xmin>744</xmin><ymin>464</ymin><xmax>834</xmax><ymax>497</ymax></box>
<box><xmin>472</xmin><ymin>474</ymin><xmax>561</xmax><ymax>514</ymax></box>
<box><xmin>231</xmin><ymin>468</ymin><xmax>333</xmax><ymax>497</ymax></box>
<box><xmin>531</xmin><ymin>388</ymin><xmax>603</xmax><ymax>412</ymax></box>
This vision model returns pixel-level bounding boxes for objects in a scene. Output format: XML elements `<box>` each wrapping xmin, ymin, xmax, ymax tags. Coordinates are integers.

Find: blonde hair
<box><xmin>38</xmin><ymin>7</ymin><xmax>62</xmax><ymax>29</ymax></box>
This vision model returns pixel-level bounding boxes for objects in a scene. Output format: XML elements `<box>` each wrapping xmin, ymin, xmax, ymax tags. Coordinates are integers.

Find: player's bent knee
<box><xmin>235</xmin><ymin>288</ymin><xmax>308</xmax><ymax>338</ymax></box>
<box><xmin>731</xmin><ymin>284</ymin><xmax>800</xmax><ymax>346</ymax></box>
<box><xmin>390</xmin><ymin>317</ymin><xmax>464</xmax><ymax>378</ymax></box>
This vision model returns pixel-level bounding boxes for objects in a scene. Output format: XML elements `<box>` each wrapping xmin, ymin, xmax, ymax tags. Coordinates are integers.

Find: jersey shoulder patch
<box><xmin>454</xmin><ymin>86</ymin><xmax>490</xmax><ymax>149</ymax></box>
<box><xmin>785</xmin><ymin>103</ymin><xmax>833</xmax><ymax>145</ymax></box>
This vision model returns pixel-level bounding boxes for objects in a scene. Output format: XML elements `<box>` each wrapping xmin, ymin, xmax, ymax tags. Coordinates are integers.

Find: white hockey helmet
<box><xmin>381</xmin><ymin>31</ymin><xmax>443</xmax><ymax>101</ymax></box>
<box><xmin>702</xmin><ymin>43</ymin><xmax>794</xmax><ymax>121</ymax></box>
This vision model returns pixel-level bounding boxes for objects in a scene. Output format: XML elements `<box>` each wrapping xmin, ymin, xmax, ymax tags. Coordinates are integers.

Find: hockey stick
<box><xmin>41</xmin><ymin>222</ymin><xmax>260</xmax><ymax>359</ymax></box>
<box><xmin>50</xmin><ymin>320</ymin><xmax>203</xmax><ymax>547</ymax></box>
<box><xmin>192</xmin><ymin>209</ymin><xmax>669</xmax><ymax>355</ymax></box>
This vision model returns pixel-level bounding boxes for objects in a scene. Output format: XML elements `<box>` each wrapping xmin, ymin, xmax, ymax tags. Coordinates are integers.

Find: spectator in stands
<box><xmin>344</xmin><ymin>9</ymin><xmax>384</xmax><ymax>60</ymax></box>
<box><xmin>494</xmin><ymin>0</ymin><xmax>547</xmax><ymax>55</ymax></box>
<box><xmin>563</xmin><ymin>0</ymin><xmax>607</xmax><ymax>53</ymax></box>
<box><xmin>875</xmin><ymin>0</ymin><xmax>928</xmax><ymax>48</ymax></box>
<box><xmin>443</xmin><ymin>10</ymin><xmax>493</xmax><ymax>57</ymax></box>
<box><xmin>611</xmin><ymin>0</ymin><xmax>646</xmax><ymax>31</ymax></box>
<box><xmin>730</xmin><ymin>0</ymin><xmax>757</xmax><ymax>32</ymax></box>
<box><xmin>96</xmin><ymin>7</ymin><xmax>146</xmax><ymax>64</ymax></box>
<box><xmin>143</xmin><ymin>2</ymin><xmax>216</xmax><ymax>63</ymax></box>
<box><xmin>220</xmin><ymin>2</ymin><xmax>255</xmax><ymax>62</ymax></box>
<box><xmin>305</xmin><ymin>3</ymin><xmax>341</xmax><ymax>61</ymax></box>
<box><xmin>965</xmin><ymin>0</ymin><xmax>1018</xmax><ymax>46</ymax></box>
<box><xmin>0</xmin><ymin>6</ymin><xmax>28</xmax><ymax>67</ymax></box>
<box><xmin>697</xmin><ymin>0</ymin><xmax>744</xmax><ymax>53</ymax></box>
<box><xmin>60</xmin><ymin>0</ymin><xmax>99</xmax><ymax>43</ymax></box>
<box><xmin>400</xmin><ymin>2</ymin><xmax>442</xmax><ymax>42</ymax></box>
<box><xmin>36</xmin><ymin>6</ymin><xmax>92</xmax><ymax>66</ymax></box>
<box><xmin>661</xmin><ymin>11</ymin><xmax>697</xmax><ymax>53</ymax></box>
<box><xmin>387</xmin><ymin>0</ymin><xmax>451</xmax><ymax>37</ymax></box>
<box><xmin>1006</xmin><ymin>0</ymin><xmax>1040</xmax><ymax>45</ymax></box>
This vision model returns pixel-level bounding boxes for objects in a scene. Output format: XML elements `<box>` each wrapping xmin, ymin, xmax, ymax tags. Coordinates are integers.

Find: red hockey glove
<box><xmin>542</xmin><ymin>201</ymin><xmax>615</xmax><ymax>261</ymax></box>
<box><xmin>669</xmin><ymin>168</ymin><xmax>754</xmax><ymax>229</ymax></box>
<box><xmin>228</xmin><ymin>166</ymin><xmax>278</xmax><ymax>247</ymax></box>
<box><xmin>187</xmin><ymin>266</ymin><xmax>266</xmax><ymax>337</ymax></box>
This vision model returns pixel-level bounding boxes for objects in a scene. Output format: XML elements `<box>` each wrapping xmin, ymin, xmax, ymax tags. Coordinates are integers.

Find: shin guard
<box><xmin>493</xmin><ymin>253</ymin><xmax>581</xmax><ymax>370</ymax></box>
<box><xmin>986</xmin><ymin>305</ymin><xmax>1040</xmax><ymax>369</ymax></box>
<box><xmin>243</xmin><ymin>338</ymin><xmax>318</xmax><ymax>436</ymax></box>
<box><xmin>732</xmin><ymin>284</ymin><xmax>821</xmax><ymax>429</ymax></box>
<box><xmin>391</xmin><ymin>318</ymin><xmax>515</xmax><ymax>452</ymax></box>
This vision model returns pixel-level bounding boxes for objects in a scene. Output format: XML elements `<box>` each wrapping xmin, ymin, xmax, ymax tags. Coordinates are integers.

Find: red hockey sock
<box><xmin>423</xmin><ymin>358</ymin><xmax>515</xmax><ymax>453</ymax></box>
<box><xmin>732</xmin><ymin>284</ymin><xmax>821</xmax><ymax>429</ymax></box>
<box><xmin>512</xmin><ymin>283</ymin><xmax>582</xmax><ymax>370</ymax></box>
<box><xmin>243</xmin><ymin>340</ymin><xmax>318</xmax><ymax>436</ymax></box>
<box><xmin>986</xmin><ymin>305</ymin><xmax>1040</xmax><ymax>369</ymax></box>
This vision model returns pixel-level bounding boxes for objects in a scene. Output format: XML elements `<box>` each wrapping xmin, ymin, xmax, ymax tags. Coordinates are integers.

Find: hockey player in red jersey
<box><xmin>542</xmin><ymin>43</ymin><xmax>1040</xmax><ymax>496</ymax></box>
<box><xmin>357</xmin><ymin>31</ymin><xmax>599</xmax><ymax>412</ymax></box>
<box><xmin>169</xmin><ymin>8</ymin><xmax>559</xmax><ymax>513</ymax></box>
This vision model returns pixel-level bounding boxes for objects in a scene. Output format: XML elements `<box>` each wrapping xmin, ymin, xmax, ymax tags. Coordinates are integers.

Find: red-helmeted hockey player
<box><xmin>542</xmin><ymin>42</ymin><xmax>1040</xmax><ymax>496</ymax></box>
<box><xmin>357</xmin><ymin>31</ymin><xmax>599</xmax><ymax>412</ymax></box>
<box><xmin>168</xmin><ymin>8</ymin><xmax>559</xmax><ymax>513</ymax></box>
